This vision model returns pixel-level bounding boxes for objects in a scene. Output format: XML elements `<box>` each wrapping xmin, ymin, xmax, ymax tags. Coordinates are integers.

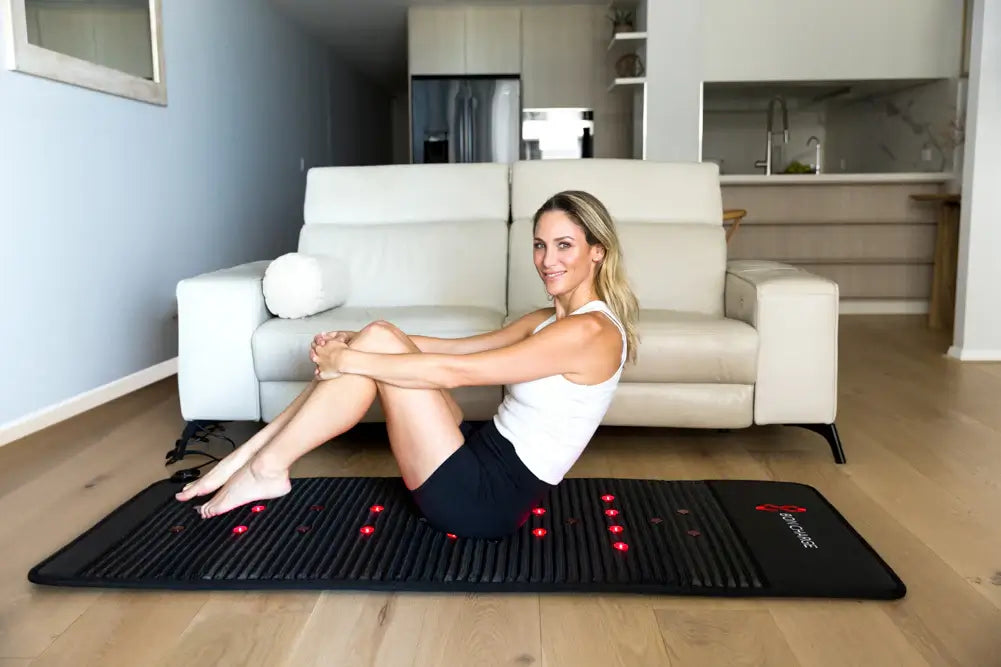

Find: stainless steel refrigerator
<box><xmin>411</xmin><ymin>76</ymin><xmax>521</xmax><ymax>164</ymax></box>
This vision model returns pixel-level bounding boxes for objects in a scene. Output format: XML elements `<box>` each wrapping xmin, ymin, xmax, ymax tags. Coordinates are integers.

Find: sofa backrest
<box><xmin>298</xmin><ymin>163</ymin><xmax>510</xmax><ymax>311</ymax></box>
<box><xmin>508</xmin><ymin>159</ymin><xmax>727</xmax><ymax>317</ymax></box>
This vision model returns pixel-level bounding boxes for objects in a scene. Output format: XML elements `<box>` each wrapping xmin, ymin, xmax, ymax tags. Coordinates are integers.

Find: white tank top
<box><xmin>493</xmin><ymin>300</ymin><xmax>627</xmax><ymax>485</ymax></box>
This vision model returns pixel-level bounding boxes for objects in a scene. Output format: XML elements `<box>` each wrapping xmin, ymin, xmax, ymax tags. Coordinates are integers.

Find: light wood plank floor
<box><xmin>2</xmin><ymin>315</ymin><xmax>1000</xmax><ymax>666</ymax></box>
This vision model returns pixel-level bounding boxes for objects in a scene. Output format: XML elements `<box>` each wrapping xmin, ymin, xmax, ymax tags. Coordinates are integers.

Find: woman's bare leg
<box><xmin>194</xmin><ymin>321</ymin><xmax>465</xmax><ymax>518</ymax></box>
<box><xmin>174</xmin><ymin>378</ymin><xmax>321</xmax><ymax>502</ymax></box>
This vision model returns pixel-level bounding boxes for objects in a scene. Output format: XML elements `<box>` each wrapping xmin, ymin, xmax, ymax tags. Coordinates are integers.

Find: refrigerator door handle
<box><xmin>464</xmin><ymin>96</ymin><xmax>471</xmax><ymax>162</ymax></box>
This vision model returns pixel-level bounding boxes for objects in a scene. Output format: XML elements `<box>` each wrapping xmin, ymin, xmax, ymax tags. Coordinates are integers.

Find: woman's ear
<box><xmin>592</xmin><ymin>244</ymin><xmax>606</xmax><ymax>262</ymax></box>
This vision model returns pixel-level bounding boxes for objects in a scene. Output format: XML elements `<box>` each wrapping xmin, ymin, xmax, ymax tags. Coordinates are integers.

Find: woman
<box><xmin>176</xmin><ymin>190</ymin><xmax>640</xmax><ymax>538</ymax></box>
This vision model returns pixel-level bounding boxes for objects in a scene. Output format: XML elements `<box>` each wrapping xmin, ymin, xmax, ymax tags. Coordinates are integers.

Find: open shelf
<box><xmin>607</xmin><ymin>30</ymin><xmax>647</xmax><ymax>50</ymax></box>
<box><xmin>607</xmin><ymin>76</ymin><xmax>646</xmax><ymax>92</ymax></box>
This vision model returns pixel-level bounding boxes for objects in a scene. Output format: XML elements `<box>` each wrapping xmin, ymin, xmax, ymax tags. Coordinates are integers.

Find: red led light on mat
<box><xmin>532</xmin><ymin>507</ymin><xmax>546</xmax><ymax>516</ymax></box>
<box><xmin>533</xmin><ymin>528</ymin><xmax>547</xmax><ymax>537</ymax></box>
<box><xmin>250</xmin><ymin>505</ymin><xmax>265</xmax><ymax>513</ymax></box>
<box><xmin>604</xmin><ymin>509</ymin><xmax>619</xmax><ymax>517</ymax></box>
<box><xmin>608</xmin><ymin>525</ymin><xmax>624</xmax><ymax>534</ymax></box>
<box><xmin>601</xmin><ymin>494</ymin><xmax>615</xmax><ymax>502</ymax></box>
<box><xmin>360</xmin><ymin>525</ymin><xmax>375</xmax><ymax>535</ymax></box>
<box><xmin>447</xmin><ymin>533</ymin><xmax>458</xmax><ymax>540</ymax></box>
<box><xmin>613</xmin><ymin>541</ymin><xmax>629</xmax><ymax>551</ymax></box>
<box><xmin>370</xmin><ymin>505</ymin><xmax>384</xmax><ymax>513</ymax></box>
<box><xmin>232</xmin><ymin>525</ymin><xmax>248</xmax><ymax>534</ymax></box>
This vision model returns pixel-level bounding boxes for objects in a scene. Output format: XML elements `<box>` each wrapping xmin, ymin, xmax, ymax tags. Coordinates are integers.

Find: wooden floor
<box><xmin>2</xmin><ymin>315</ymin><xmax>1000</xmax><ymax>666</ymax></box>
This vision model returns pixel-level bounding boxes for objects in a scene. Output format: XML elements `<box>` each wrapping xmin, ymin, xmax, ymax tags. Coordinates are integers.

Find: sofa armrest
<box><xmin>176</xmin><ymin>260</ymin><xmax>274</xmax><ymax>421</ymax></box>
<box><xmin>724</xmin><ymin>260</ymin><xmax>839</xmax><ymax>425</ymax></box>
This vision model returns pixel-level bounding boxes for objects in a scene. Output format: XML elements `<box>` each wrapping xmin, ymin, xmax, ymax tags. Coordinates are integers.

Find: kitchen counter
<box><xmin>719</xmin><ymin>175</ymin><xmax>950</xmax><ymax>314</ymax></box>
<box><xmin>719</xmin><ymin>172</ymin><xmax>955</xmax><ymax>185</ymax></box>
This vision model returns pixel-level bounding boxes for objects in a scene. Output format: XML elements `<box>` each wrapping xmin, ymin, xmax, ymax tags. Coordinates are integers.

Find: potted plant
<box><xmin>608</xmin><ymin>7</ymin><xmax>635</xmax><ymax>34</ymax></box>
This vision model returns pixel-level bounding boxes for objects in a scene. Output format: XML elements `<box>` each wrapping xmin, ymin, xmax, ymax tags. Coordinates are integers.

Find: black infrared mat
<box><xmin>28</xmin><ymin>477</ymin><xmax>905</xmax><ymax>599</ymax></box>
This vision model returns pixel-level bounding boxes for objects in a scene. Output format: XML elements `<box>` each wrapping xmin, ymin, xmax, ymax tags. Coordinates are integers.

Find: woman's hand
<box><xmin>311</xmin><ymin>338</ymin><xmax>349</xmax><ymax>380</ymax></box>
<box><xmin>312</xmin><ymin>330</ymin><xmax>355</xmax><ymax>349</ymax></box>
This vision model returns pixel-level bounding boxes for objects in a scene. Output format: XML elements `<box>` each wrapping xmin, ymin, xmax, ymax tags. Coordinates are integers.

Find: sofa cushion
<box><xmin>511</xmin><ymin>159</ymin><xmax>723</xmax><ymax>225</ymax></box>
<box><xmin>296</xmin><ymin>163</ymin><xmax>511</xmax><ymax>312</ymax></box>
<box><xmin>252</xmin><ymin>306</ymin><xmax>506</xmax><ymax>382</ymax></box>
<box><xmin>507</xmin><ymin>160</ymin><xmax>727</xmax><ymax>317</ymax></box>
<box><xmin>303</xmin><ymin>163</ymin><xmax>510</xmax><ymax>225</ymax></box>
<box><xmin>298</xmin><ymin>220</ymin><xmax>509</xmax><ymax>311</ymax></box>
<box><xmin>507</xmin><ymin>219</ymin><xmax>726</xmax><ymax>317</ymax></box>
<box><xmin>620</xmin><ymin>310</ymin><xmax>758</xmax><ymax>384</ymax></box>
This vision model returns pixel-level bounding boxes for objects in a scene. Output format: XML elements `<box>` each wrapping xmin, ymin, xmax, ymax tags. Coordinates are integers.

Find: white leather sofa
<box><xmin>176</xmin><ymin>159</ymin><xmax>844</xmax><ymax>463</ymax></box>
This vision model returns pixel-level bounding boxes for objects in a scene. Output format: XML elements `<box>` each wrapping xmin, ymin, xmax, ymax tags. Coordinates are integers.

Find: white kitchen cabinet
<box><xmin>701</xmin><ymin>0</ymin><xmax>964</xmax><ymax>81</ymax></box>
<box><xmin>409</xmin><ymin>6</ymin><xmax>520</xmax><ymax>75</ymax></box>
<box><xmin>521</xmin><ymin>5</ymin><xmax>593</xmax><ymax>108</ymax></box>
<box><xmin>464</xmin><ymin>7</ymin><xmax>520</xmax><ymax>74</ymax></box>
<box><xmin>408</xmin><ymin>7</ymin><xmax>465</xmax><ymax>75</ymax></box>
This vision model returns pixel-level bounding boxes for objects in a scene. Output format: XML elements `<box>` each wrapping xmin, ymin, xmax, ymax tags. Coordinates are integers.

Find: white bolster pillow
<box><xmin>262</xmin><ymin>252</ymin><xmax>349</xmax><ymax>319</ymax></box>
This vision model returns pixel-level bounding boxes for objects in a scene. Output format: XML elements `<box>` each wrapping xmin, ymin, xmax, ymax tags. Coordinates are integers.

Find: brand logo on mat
<box><xmin>755</xmin><ymin>504</ymin><xmax>818</xmax><ymax>549</ymax></box>
<box><xmin>755</xmin><ymin>504</ymin><xmax>806</xmax><ymax>513</ymax></box>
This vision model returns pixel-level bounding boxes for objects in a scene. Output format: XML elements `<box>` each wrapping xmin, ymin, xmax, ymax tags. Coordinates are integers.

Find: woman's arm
<box><xmin>335</xmin><ymin>313</ymin><xmax>610</xmax><ymax>390</ymax></box>
<box><xmin>408</xmin><ymin>308</ymin><xmax>552</xmax><ymax>355</ymax></box>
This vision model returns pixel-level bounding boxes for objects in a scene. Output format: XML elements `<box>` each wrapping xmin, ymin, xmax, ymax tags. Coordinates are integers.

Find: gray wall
<box><xmin>0</xmin><ymin>1</ymin><xmax>336</xmax><ymax>426</ymax></box>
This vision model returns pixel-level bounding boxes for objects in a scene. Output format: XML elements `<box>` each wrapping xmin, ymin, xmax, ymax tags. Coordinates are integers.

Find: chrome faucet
<box><xmin>807</xmin><ymin>136</ymin><xmax>822</xmax><ymax>173</ymax></box>
<box><xmin>754</xmin><ymin>95</ymin><xmax>789</xmax><ymax>175</ymax></box>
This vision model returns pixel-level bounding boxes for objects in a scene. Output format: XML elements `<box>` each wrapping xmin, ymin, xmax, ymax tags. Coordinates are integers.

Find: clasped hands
<box><xmin>310</xmin><ymin>330</ymin><xmax>355</xmax><ymax>380</ymax></box>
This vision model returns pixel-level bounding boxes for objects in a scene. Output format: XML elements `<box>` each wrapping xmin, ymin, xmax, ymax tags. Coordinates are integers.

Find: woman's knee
<box><xmin>352</xmin><ymin>320</ymin><xmax>410</xmax><ymax>352</ymax></box>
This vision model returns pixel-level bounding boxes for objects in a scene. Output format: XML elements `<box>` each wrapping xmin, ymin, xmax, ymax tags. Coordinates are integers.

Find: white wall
<box><xmin>0</xmin><ymin>1</ymin><xmax>333</xmax><ymax>427</ymax></box>
<box><xmin>644</xmin><ymin>0</ymin><xmax>702</xmax><ymax>161</ymax></box>
<box><xmin>951</xmin><ymin>0</ymin><xmax>1001</xmax><ymax>360</ymax></box>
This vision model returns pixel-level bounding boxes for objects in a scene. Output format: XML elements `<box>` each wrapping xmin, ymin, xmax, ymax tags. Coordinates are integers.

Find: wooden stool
<box><xmin>910</xmin><ymin>193</ymin><xmax>961</xmax><ymax>330</ymax></box>
<box><xmin>723</xmin><ymin>209</ymin><xmax>747</xmax><ymax>243</ymax></box>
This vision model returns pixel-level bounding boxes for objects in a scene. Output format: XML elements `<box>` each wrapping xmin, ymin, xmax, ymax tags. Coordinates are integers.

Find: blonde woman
<box><xmin>177</xmin><ymin>191</ymin><xmax>640</xmax><ymax>539</ymax></box>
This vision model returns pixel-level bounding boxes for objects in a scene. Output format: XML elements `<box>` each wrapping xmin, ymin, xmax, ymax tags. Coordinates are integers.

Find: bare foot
<box><xmin>175</xmin><ymin>441</ymin><xmax>261</xmax><ymax>502</ymax></box>
<box><xmin>196</xmin><ymin>460</ymin><xmax>291</xmax><ymax>519</ymax></box>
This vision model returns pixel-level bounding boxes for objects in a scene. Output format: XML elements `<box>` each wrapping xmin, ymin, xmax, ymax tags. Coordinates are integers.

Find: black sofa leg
<box><xmin>788</xmin><ymin>423</ymin><xmax>846</xmax><ymax>464</ymax></box>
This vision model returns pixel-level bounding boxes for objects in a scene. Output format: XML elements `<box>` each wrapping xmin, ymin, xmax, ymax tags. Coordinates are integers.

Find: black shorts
<box><xmin>411</xmin><ymin>419</ymin><xmax>553</xmax><ymax>539</ymax></box>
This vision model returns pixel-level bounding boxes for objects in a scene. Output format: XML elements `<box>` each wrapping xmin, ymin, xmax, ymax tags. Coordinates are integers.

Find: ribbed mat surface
<box><xmin>28</xmin><ymin>477</ymin><xmax>906</xmax><ymax>598</ymax></box>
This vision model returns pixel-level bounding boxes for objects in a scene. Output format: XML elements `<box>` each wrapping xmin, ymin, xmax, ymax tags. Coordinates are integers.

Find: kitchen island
<box><xmin>720</xmin><ymin>172</ymin><xmax>955</xmax><ymax>314</ymax></box>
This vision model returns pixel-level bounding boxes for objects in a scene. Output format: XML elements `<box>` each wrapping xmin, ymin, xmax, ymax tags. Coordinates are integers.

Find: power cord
<box><xmin>166</xmin><ymin>420</ymin><xmax>236</xmax><ymax>483</ymax></box>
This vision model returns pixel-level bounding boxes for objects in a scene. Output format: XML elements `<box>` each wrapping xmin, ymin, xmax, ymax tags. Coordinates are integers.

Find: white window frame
<box><xmin>2</xmin><ymin>0</ymin><xmax>166</xmax><ymax>105</ymax></box>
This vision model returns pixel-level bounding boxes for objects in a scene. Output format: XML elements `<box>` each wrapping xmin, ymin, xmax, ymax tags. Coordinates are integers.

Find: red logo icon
<box><xmin>755</xmin><ymin>504</ymin><xmax>806</xmax><ymax>513</ymax></box>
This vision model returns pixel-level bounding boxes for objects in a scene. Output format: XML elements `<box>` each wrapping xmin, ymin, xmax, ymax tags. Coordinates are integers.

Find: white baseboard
<box><xmin>839</xmin><ymin>299</ymin><xmax>929</xmax><ymax>315</ymax></box>
<box><xmin>946</xmin><ymin>346</ymin><xmax>1001</xmax><ymax>361</ymax></box>
<box><xmin>0</xmin><ymin>358</ymin><xmax>178</xmax><ymax>448</ymax></box>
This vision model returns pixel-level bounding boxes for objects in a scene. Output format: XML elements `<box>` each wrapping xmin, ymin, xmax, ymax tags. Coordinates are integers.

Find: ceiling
<box><xmin>269</xmin><ymin>0</ymin><xmax>611</xmax><ymax>93</ymax></box>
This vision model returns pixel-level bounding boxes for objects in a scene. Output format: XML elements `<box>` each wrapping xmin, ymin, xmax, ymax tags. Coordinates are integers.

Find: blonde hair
<box><xmin>533</xmin><ymin>190</ymin><xmax>640</xmax><ymax>364</ymax></box>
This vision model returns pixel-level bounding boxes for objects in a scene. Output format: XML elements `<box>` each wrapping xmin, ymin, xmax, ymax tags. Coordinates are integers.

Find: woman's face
<box><xmin>533</xmin><ymin>210</ymin><xmax>603</xmax><ymax>299</ymax></box>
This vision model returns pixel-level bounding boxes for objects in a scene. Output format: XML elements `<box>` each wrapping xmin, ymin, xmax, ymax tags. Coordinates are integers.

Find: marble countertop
<box><xmin>719</xmin><ymin>172</ymin><xmax>955</xmax><ymax>185</ymax></box>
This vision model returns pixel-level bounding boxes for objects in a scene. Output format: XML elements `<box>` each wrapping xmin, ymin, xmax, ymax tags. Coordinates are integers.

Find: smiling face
<box><xmin>533</xmin><ymin>210</ymin><xmax>605</xmax><ymax>302</ymax></box>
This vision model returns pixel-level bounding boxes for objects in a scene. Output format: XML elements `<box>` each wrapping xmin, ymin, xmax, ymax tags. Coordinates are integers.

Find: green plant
<box><xmin>607</xmin><ymin>8</ymin><xmax>635</xmax><ymax>28</ymax></box>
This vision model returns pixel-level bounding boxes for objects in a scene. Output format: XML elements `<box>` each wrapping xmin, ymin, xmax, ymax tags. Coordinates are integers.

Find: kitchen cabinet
<box><xmin>701</xmin><ymin>0</ymin><xmax>964</xmax><ymax>81</ymax></box>
<box><xmin>408</xmin><ymin>6</ymin><xmax>520</xmax><ymax>75</ymax></box>
<box><xmin>520</xmin><ymin>5</ymin><xmax>592</xmax><ymax>108</ymax></box>
<box><xmin>408</xmin><ymin>7</ymin><xmax>465</xmax><ymax>75</ymax></box>
<box><xmin>464</xmin><ymin>7</ymin><xmax>520</xmax><ymax>74</ymax></box>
